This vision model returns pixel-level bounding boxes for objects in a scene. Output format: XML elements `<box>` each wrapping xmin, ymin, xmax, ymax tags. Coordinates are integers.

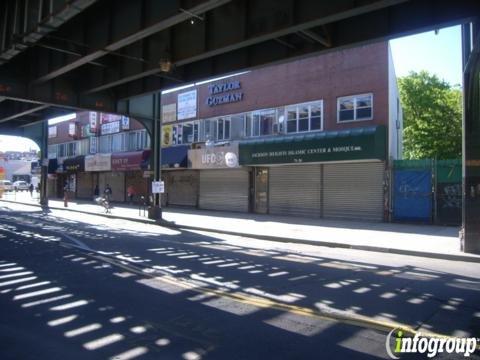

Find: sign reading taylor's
<box><xmin>206</xmin><ymin>80</ymin><xmax>243</xmax><ymax>107</ymax></box>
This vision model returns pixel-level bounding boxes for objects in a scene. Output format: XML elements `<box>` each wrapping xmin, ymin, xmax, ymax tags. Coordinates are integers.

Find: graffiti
<box><xmin>440</xmin><ymin>184</ymin><xmax>461</xmax><ymax>209</ymax></box>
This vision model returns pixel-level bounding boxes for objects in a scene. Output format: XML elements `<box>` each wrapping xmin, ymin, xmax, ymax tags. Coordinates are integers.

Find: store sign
<box><xmin>188</xmin><ymin>144</ymin><xmax>240</xmax><ymax>169</ymax></box>
<box><xmin>89</xmin><ymin>136</ymin><xmax>97</xmax><ymax>154</ymax></box>
<box><xmin>239</xmin><ymin>126</ymin><xmax>386</xmax><ymax>165</ymax></box>
<box><xmin>101</xmin><ymin>121</ymin><xmax>120</xmax><ymax>135</ymax></box>
<box><xmin>162</xmin><ymin>125</ymin><xmax>173</xmax><ymax>147</ymax></box>
<box><xmin>48</xmin><ymin>126</ymin><xmax>57</xmax><ymax>138</ymax></box>
<box><xmin>121</xmin><ymin>116</ymin><xmax>130</xmax><ymax>130</ymax></box>
<box><xmin>100</xmin><ymin>113</ymin><xmax>121</xmax><ymax>123</ymax></box>
<box><xmin>162</xmin><ymin>103</ymin><xmax>176</xmax><ymax>123</ymax></box>
<box><xmin>177</xmin><ymin>90</ymin><xmax>197</xmax><ymax>120</ymax></box>
<box><xmin>111</xmin><ymin>151</ymin><xmax>145</xmax><ymax>171</ymax></box>
<box><xmin>89</xmin><ymin>112</ymin><xmax>98</xmax><ymax>132</ymax></box>
<box><xmin>85</xmin><ymin>153</ymin><xmax>111</xmax><ymax>172</ymax></box>
<box><xmin>206</xmin><ymin>80</ymin><xmax>243</xmax><ymax>107</ymax></box>
<box><xmin>63</xmin><ymin>156</ymin><xmax>85</xmax><ymax>172</ymax></box>
<box><xmin>68</xmin><ymin>123</ymin><xmax>77</xmax><ymax>137</ymax></box>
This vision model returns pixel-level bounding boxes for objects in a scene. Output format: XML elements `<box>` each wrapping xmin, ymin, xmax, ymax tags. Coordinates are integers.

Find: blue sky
<box><xmin>389</xmin><ymin>25</ymin><xmax>462</xmax><ymax>86</ymax></box>
<box><xmin>0</xmin><ymin>25</ymin><xmax>464</xmax><ymax>152</ymax></box>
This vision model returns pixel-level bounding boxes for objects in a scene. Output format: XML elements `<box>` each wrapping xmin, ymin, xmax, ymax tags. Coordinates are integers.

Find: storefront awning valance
<box><xmin>111</xmin><ymin>150</ymin><xmax>150</xmax><ymax>171</ymax></box>
<box><xmin>63</xmin><ymin>156</ymin><xmax>85</xmax><ymax>172</ymax></box>
<box><xmin>162</xmin><ymin>145</ymin><xmax>188</xmax><ymax>168</ymax></box>
<box><xmin>239</xmin><ymin>125</ymin><xmax>386</xmax><ymax>165</ymax></box>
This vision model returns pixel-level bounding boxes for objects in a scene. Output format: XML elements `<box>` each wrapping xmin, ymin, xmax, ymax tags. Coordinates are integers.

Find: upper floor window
<box><xmin>251</xmin><ymin>110</ymin><xmax>275</xmax><ymax>137</ymax></box>
<box><xmin>202</xmin><ymin>118</ymin><xmax>229</xmax><ymax>142</ymax></box>
<box><xmin>173</xmin><ymin>122</ymin><xmax>199</xmax><ymax>145</ymax></box>
<box><xmin>337</xmin><ymin>94</ymin><xmax>373</xmax><ymax>123</ymax></box>
<box><xmin>217</xmin><ymin>117</ymin><xmax>230</xmax><ymax>141</ymax></box>
<box><xmin>285</xmin><ymin>101</ymin><xmax>323</xmax><ymax>133</ymax></box>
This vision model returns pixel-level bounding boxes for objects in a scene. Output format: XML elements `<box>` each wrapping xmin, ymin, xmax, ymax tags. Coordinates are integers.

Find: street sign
<box><xmin>152</xmin><ymin>181</ymin><xmax>165</xmax><ymax>194</ymax></box>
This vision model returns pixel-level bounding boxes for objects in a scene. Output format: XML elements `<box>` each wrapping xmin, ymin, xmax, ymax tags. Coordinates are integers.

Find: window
<box><xmin>251</xmin><ymin>110</ymin><xmax>275</xmax><ymax>137</ymax></box>
<box><xmin>285</xmin><ymin>101</ymin><xmax>323</xmax><ymax>133</ymax></box>
<box><xmin>181</xmin><ymin>122</ymin><xmax>200</xmax><ymax>143</ymax></box>
<box><xmin>217</xmin><ymin>117</ymin><xmax>230</xmax><ymax>140</ymax></box>
<box><xmin>172</xmin><ymin>122</ymin><xmax>199</xmax><ymax>145</ymax></box>
<box><xmin>99</xmin><ymin>135</ymin><xmax>112</xmax><ymax>153</ymax></box>
<box><xmin>337</xmin><ymin>94</ymin><xmax>373</xmax><ymax>122</ymax></box>
<box><xmin>48</xmin><ymin>145</ymin><xmax>57</xmax><ymax>159</ymax></box>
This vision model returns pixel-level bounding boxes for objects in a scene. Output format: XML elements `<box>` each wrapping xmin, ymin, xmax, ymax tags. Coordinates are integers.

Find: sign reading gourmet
<box><xmin>189</xmin><ymin>144</ymin><xmax>240</xmax><ymax>169</ymax></box>
<box><xmin>240</xmin><ymin>126</ymin><xmax>386</xmax><ymax>165</ymax></box>
<box><xmin>63</xmin><ymin>156</ymin><xmax>85</xmax><ymax>172</ymax></box>
<box><xmin>111</xmin><ymin>151</ymin><xmax>146</xmax><ymax>171</ymax></box>
<box><xmin>85</xmin><ymin>153</ymin><xmax>111</xmax><ymax>172</ymax></box>
<box><xmin>177</xmin><ymin>90</ymin><xmax>197</xmax><ymax>120</ymax></box>
<box><xmin>206</xmin><ymin>80</ymin><xmax>243</xmax><ymax>107</ymax></box>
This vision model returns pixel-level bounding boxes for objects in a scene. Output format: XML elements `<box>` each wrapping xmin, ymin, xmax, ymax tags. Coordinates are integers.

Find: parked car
<box><xmin>13</xmin><ymin>180</ymin><xmax>29</xmax><ymax>191</ymax></box>
<box><xmin>0</xmin><ymin>180</ymin><xmax>13</xmax><ymax>191</ymax></box>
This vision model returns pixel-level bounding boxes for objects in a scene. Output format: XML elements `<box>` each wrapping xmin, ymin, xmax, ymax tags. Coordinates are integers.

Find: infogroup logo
<box><xmin>385</xmin><ymin>328</ymin><xmax>478</xmax><ymax>359</ymax></box>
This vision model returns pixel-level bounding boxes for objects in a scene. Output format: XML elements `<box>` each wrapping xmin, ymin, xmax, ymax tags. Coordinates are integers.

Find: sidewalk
<box><xmin>1</xmin><ymin>192</ymin><xmax>479</xmax><ymax>262</ymax></box>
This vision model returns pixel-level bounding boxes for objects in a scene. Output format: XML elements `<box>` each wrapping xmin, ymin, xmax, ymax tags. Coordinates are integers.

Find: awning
<box><xmin>111</xmin><ymin>150</ymin><xmax>150</xmax><ymax>171</ymax></box>
<box><xmin>162</xmin><ymin>145</ymin><xmax>188</xmax><ymax>168</ymax></box>
<box><xmin>239</xmin><ymin>125</ymin><xmax>386</xmax><ymax>165</ymax></box>
<box><xmin>62</xmin><ymin>156</ymin><xmax>85</xmax><ymax>172</ymax></box>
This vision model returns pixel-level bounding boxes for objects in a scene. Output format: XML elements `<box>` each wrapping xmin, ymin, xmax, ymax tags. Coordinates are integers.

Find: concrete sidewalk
<box><xmin>1</xmin><ymin>191</ymin><xmax>478</xmax><ymax>262</ymax></box>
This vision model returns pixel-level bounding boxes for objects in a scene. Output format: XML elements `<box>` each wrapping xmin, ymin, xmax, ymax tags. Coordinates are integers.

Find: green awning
<box><xmin>239</xmin><ymin>125</ymin><xmax>386</xmax><ymax>165</ymax></box>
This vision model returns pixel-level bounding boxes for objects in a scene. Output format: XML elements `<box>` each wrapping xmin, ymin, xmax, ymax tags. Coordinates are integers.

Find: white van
<box><xmin>0</xmin><ymin>180</ymin><xmax>13</xmax><ymax>191</ymax></box>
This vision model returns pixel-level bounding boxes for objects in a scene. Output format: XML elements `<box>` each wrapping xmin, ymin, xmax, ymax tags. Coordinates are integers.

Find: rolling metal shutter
<box><xmin>76</xmin><ymin>172</ymin><xmax>93</xmax><ymax>199</ymax></box>
<box><xmin>269</xmin><ymin>165</ymin><xmax>321</xmax><ymax>217</ymax></box>
<box><xmin>99</xmin><ymin>172</ymin><xmax>125</xmax><ymax>202</ymax></box>
<box><xmin>324</xmin><ymin>162</ymin><xmax>384</xmax><ymax>221</ymax></box>
<box><xmin>199</xmin><ymin>169</ymin><xmax>249</xmax><ymax>212</ymax></box>
<box><xmin>165</xmin><ymin>170</ymin><xmax>198</xmax><ymax>207</ymax></box>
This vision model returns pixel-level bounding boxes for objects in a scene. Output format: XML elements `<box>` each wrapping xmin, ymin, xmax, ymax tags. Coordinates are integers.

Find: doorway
<box><xmin>254</xmin><ymin>168</ymin><xmax>269</xmax><ymax>214</ymax></box>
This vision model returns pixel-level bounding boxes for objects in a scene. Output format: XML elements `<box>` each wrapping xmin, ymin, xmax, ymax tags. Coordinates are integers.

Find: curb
<box><xmin>2</xmin><ymin>199</ymin><xmax>479</xmax><ymax>263</ymax></box>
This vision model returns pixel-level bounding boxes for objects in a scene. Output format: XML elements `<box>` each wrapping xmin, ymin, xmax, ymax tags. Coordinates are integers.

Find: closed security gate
<box><xmin>77</xmin><ymin>172</ymin><xmax>93</xmax><ymax>199</ymax></box>
<box><xmin>99</xmin><ymin>172</ymin><xmax>125</xmax><ymax>202</ymax></box>
<box><xmin>269</xmin><ymin>165</ymin><xmax>321</xmax><ymax>217</ymax></box>
<box><xmin>324</xmin><ymin>162</ymin><xmax>384</xmax><ymax>221</ymax></box>
<box><xmin>199</xmin><ymin>169</ymin><xmax>249</xmax><ymax>212</ymax></box>
<box><xmin>165</xmin><ymin>170</ymin><xmax>198</xmax><ymax>207</ymax></box>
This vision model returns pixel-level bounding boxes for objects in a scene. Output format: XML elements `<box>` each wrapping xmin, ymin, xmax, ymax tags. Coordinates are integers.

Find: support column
<box><xmin>462</xmin><ymin>22</ymin><xmax>480</xmax><ymax>253</ymax></box>
<box><xmin>148</xmin><ymin>93</ymin><xmax>162</xmax><ymax>220</ymax></box>
<box><xmin>39</xmin><ymin>119</ymin><xmax>49</xmax><ymax>207</ymax></box>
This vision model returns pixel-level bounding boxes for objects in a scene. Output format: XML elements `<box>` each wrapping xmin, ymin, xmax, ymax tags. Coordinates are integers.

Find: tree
<box><xmin>398</xmin><ymin>71</ymin><xmax>462</xmax><ymax>160</ymax></box>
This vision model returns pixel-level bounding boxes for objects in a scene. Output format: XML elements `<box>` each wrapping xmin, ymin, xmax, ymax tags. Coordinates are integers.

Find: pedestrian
<box><xmin>104</xmin><ymin>184</ymin><xmax>112</xmax><ymax>202</ymax></box>
<box><xmin>28</xmin><ymin>183</ymin><xmax>34</xmax><ymax>197</ymax></box>
<box><xmin>127</xmin><ymin>184</ymin><xmax>136</xmax><ymax>203</ymax></box>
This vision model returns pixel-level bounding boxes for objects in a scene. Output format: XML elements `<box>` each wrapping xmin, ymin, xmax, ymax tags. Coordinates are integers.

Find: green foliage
<box><xmin>398</xmin><ymin>71</ymin><xmax>462</xmax><ymax>160</ymax></box>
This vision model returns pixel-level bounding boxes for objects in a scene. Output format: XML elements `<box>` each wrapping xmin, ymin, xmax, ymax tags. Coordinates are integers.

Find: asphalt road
<box><xmin>0</xmin><ymin>203</ymin><xmax>479</xmax><ymax>360</ymax></box>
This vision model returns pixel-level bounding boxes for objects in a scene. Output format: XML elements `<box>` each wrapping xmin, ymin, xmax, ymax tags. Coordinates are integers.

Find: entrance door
<box><xmin>254</xmin><ymin>168</ymin><xmax>269</xmax><ymax>214</ymax></box>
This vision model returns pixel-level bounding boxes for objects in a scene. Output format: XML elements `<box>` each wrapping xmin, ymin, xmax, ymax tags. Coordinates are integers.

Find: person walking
<box><xmin>127</xmin><ymin>184</ymin><xmax>136</xmax><ymax>204</ymax></box>
<box><xmin>104</xmin><ymin>184</ymin><xmax>112</xmax><ymax>202</ymax></box>
<box><xmin>28</xmin><ymin>183</ymin><xmax>34</xmax><ymax>197</ymax></box>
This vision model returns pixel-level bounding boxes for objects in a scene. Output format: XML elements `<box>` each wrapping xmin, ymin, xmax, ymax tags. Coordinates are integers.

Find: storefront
<box><xmin>161</xmin><ymin>145</ymin><xmax>197</xmax><ymax>207</ymax></box>
<box><xmin>111</xmin><ymin>150</ymin><xmax>150</xmax><ymax>202</ymax></box>
<box><xmin>189</xmin><ymin>143</ymin><xmax>249</xmax><ymax>212</ymax></box>
<box><xmin>62</xmin><ymin>156</ymin><xmax>85</xmax><ymax>199</ymax></box>
<box><xmin>84</xmin><ymin>153</ymin><xmax>111</xmax><ymax>199</ymax></box>
<box><xmin>239</xmin><ymin>126</ymin><xmax>386</xmax><ymax>220</ymax></box>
